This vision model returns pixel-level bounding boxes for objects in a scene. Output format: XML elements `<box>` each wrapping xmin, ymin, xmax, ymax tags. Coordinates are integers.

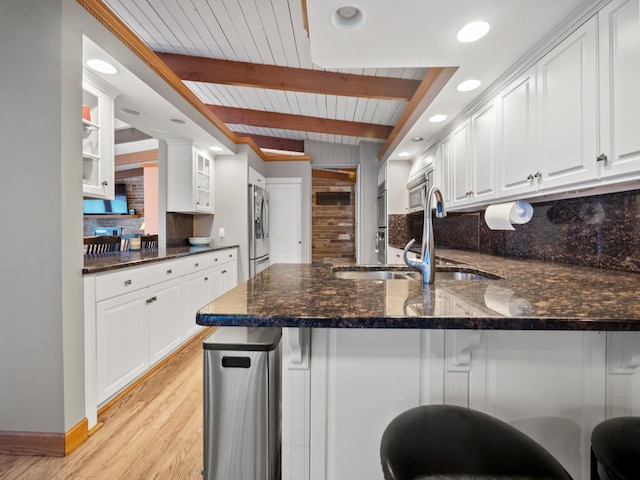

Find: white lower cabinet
<box><xmin>86</xmin><ymin>248</ymin><xmax>238</xmax><ymax>415</ymax></box>
<box><xmin>148</xmin><ymin>277</ymin><xmax>183</xmax><ymax>366</ymax></box>
<box><xmin>96</xmin><ymin>289</ymin><xmax>150</xmax><ymax>404</ymax></box>
<box><xmin>298</xmin><ymin>328</ymin><xmax>607</xmax><ymax>480</ymax></box>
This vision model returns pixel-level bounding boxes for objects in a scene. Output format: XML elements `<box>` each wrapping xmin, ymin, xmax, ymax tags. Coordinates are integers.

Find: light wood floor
<box><xmin>0</xmin><ymin>327</ymin><xmax>216</xmax><ymax>480</ymax></box>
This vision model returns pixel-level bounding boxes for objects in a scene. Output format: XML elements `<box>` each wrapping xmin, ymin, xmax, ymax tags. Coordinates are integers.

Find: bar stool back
<box><xmin>591</xmin><ymin>416</ymin><xmax>640</xmax><ymax>480</ymax></box>
<box><xmin>380</xmin><ymin>404</ymin><xmax>573</xmax><ymax>480</ymax></box>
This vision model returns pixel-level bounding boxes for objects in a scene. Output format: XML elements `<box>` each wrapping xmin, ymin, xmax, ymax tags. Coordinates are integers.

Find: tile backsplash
<box><xmin>389</xmin><ymin>189</ymin><xmax>640</xmax><ymax>273</ymax></box>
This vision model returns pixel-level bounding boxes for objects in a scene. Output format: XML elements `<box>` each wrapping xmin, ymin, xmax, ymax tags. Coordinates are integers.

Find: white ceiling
<box><xmin>101</xmin><ymin>0</ymin><xmax>601</xmax><ymax>161</ymax></box>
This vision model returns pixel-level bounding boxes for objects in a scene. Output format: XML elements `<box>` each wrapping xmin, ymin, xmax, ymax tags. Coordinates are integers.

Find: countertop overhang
<box><xmin>196</xmin><ymin>249</ymin><xmax>640</xmax><ymax>331</ymax></box>
<box><xmin>83</xmin><ymin>244</ymin><xmax>239</xmax><ymax>274</ymax></box>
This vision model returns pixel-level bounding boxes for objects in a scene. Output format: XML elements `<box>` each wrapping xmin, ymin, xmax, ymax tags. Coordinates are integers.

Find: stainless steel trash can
<box><xmin>203</xmin><ymin>327</ymin><xmax>281</xmax><ymax>480</ymax></box>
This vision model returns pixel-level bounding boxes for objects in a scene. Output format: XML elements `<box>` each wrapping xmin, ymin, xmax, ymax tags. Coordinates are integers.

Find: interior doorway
<box><xmin>311</xmin><ymin>167</ymin><xmax>357</xmax><ymax>264</ymax></box>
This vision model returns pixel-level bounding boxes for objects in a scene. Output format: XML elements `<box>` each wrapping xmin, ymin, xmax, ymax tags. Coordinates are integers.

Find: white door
<box><xmin>268</xmin><ymin>179</ymin><xmax>302</xmax><ymax>264</ymax></box>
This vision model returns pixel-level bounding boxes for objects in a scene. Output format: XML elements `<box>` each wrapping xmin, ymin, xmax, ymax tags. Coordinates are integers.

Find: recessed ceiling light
<box><xmin>332</xmin><ymin>5</ymin><xmax>366</xmax><ymax>30</ymax></box>
<box><xmin>169</xmin><ymin>118</ymin><xmax>187</xmax><ymax>125</ymax></box>
<box><xmin>210</xmin><ymin>146</ymin><xmax>224</xmax><ymax>152</ymax></box>
<box><xmin>429</xmin><ymin>114</ymin><xmax>447</xmax><ymax>123</ymax></box>
<box><xmin>121</xmin><ymin>108</ymin><xmax>142</xmax><ymax>116</ymax></box>
<box><xmin>149</xmin><ymin>126</ymin><xmax>168</xmax><ymax>134</ymax></box>
<box><xmin>398</xmin><ymin>151</ymin><xmax>411</xmax><ymax>158</ymax></box>
<box><xmin>412</xmin><ymin>136</ymin><xmax>424</xmax><ymax>142</ymax></box>
<box><xmin>86</xmin><ymin>58</ymin><xmax>118</xmax><ymax>75</ymax></box>
<box><xmin>457</xmin><ymin>79</ymin><xmax>481</xmax><ymax>92</ymax></box>
<box><xmin>457</xmin><ymin>21</ymin><xmax>490</xmax><ymax>43</ymax></box>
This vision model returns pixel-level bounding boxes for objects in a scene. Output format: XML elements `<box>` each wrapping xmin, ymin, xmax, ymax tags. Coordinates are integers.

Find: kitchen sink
<box><xmin>332</xmin><ymin>266</ymin><xmax>502</xmax><ymax>281</ymax></box>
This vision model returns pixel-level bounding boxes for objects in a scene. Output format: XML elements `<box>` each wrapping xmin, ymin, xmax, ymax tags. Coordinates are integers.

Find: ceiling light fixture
<box><xmin>456</xmin><ymin>79</ymin><xmax>481</xmax><ymax>92</ymax></box>
<box><xmin>169</xmin><ymin>118</ymin><xmax>187</xmax><ymax>125</ymax></box>
<box><xmin>332</xmin><ymin>5</ymin><xmax>366</xmax><ymax>31</ymax></box>
<box><xmin>428</xmin><ymin>114</ymin><xmax>447</xmax><ymax>123</ymax></box>
<box><xmin>457</xmin><ymin>21</ymin><xmax>490</xmax><ymax>43</ymax></box>
<box><xmin>86</xmin><ymin>58</ymin><xmax>118</xmax><ymax>75</ymax></box>
<box><xmin>412</xmin><ymin>137</ymin><xmax>424</xmax><ymax>142</ymax></box>
<box><xmin>398</xmin><ymin>152</ymin><xmax>411</xmax><ymax>158</ymax></box>
<box><xmin>121</xmin><ymin>108</ymin><xmax>142</xmax><ymax>116</ymax></box>
<box><xmin>210</xmin><ymin>146</ymin><xmax>224</xmax><ymax>152</ymax></box>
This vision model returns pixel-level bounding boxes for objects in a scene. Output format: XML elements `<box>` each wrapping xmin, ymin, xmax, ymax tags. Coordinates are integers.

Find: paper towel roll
<box><xmin>484</xmin><ymin>200</ymin><xmax>533</xmax><ymax>230</ymax></box>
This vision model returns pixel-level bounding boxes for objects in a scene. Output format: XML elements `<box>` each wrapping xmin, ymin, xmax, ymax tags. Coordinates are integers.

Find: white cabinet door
<box><xmin>538</xmin><ymin>17</ymin><xmax>598</xmax><ymax>190</ymax></box>
<box><xmin>220</xmin><ymin>262</ymin><xmax>237</xmax><ymax>295</ymax></box>
<box><xmin>599</xmin><ymin>0</ymin><xmax>640</xmax><ymax>178</ymax></box>
<box><xmin>183</xmin><ymin>271</ymin><xmax>209</xmax><ymax>340</ymax></box>
<box><xmin>435</xmin><ymin>137</ymin><xmax>452</xmax><ymax>207</ymax></box>
<box><xmin>148</xmin><ymin>277</ymin><xmax>183</xmax><ymax>366</ymax></box>
<box><xmin>82</xmin><ymin>71</ymin><xmax>115</xmax><ymax>199</ymax></box>
<box><xmin>498</xmin><ymin>67</ymin><xmax>538</xmax><ymax>197</ymax></box>
<box><xmin>167</xmin><ymin>141</ymin><xmax>215</xmax><ymax>214</ymax></box>
<box><xmin>467</xmin><ymin>330</ymin><xmax>606</xmax><ymax>480</ymax></box>
<box><xmin>96</xmin><ymin>289</ymin><xmax>149</xmax><ymax>403</ymax></box>
<box><xmin>470</xmin><ymin>100</ymin><xmax>498</xmax><ymax>204</ymax></box>
<box><xmin>451</xmin><ymin>120</ymin><xmax>472</xmax><ymax>207</ymax></box>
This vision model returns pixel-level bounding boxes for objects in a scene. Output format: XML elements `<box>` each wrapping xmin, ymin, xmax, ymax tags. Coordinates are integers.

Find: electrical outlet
<box><xmin>218</xmin><ymin>227</ymin><xmax>225</xmax><ymax>238</ymax></box>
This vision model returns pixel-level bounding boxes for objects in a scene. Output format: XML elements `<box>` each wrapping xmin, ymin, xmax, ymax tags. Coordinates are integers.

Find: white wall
<box><xmin>207</xmin><ymin>151</ymin><xmax>251</xmax><ymax>282</ymax></box>
<box><xmin>0</xmin><ymin>0</ymin><xmax>85</xmax><ymax>433</ymax></box>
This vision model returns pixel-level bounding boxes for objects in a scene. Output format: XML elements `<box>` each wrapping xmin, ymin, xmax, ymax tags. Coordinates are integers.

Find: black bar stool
<box><xmin>380</xmin><ymin>404</ymin><xmax>573</xmax><ymax>480</ymax></box>
<box><xmin>591</xmin><ymin>416</ymin><xmax>640</xmax><ymax>480</ymax></box>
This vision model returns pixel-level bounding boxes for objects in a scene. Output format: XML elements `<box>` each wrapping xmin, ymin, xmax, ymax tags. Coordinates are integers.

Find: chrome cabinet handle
<box><xmin>527</xmin><ymin>174</ymin><xmax>534</xmax><ymax>180</ymax></box>
<box><xmin>166</xmin><ymin>269</ymin><xmax>172</xmax><ymax>274</ymax></box>
<box><xmin>597</xmin><ymin>153</ymin><xmax>608</xmax><ymax>162</ymax></box>
<box><xmin>534</xmin><ymin>171</ymin><xmax>542</xmax><ymax>178</ymax></box>
<box><xmin>124</xmin><ymin>279</ymin><xmax>132</xmax><ymax>286</ymax></box>
<box><xmin>146</xmin><ymin>296</ymin><xmax>157</xmax><ymax>304</ymax></box>
<box><xmin>194</xmin><ymin>262</ymin><xmax>199</xmax><ymax>268</ymax></box>
<box><xmin>222</xmin><ymin>270</ymin><xmax>227</xmax><ymax>274</ymax></box>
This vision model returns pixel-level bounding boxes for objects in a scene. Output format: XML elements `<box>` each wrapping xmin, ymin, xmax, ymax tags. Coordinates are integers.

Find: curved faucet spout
<box><xmin>404</xmin><ymin>185</ymin><xmax>447</xmax><ymax>284</ymax></box>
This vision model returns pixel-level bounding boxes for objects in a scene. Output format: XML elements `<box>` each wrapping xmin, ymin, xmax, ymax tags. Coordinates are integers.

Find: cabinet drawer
<box><xmin>218</xmin><ymin>248</ymin><xmax>237</xmax><ymax>263</ymax></box>
<box><xmin>96</xmin><ymin>266</ymin><xmax>155</xmax><ymax>302</ymax></box>
<box><xmin>182</xmin><ymin>252</ymin><xmax>218</xmax><ymax>275</ymax></box>
<box><xmin>144</xmin><ymin>259</ymin><xmax>183</xmax><ymax>286</ymax></box>
<box><xmin>95</xmin><ymin>259</ymin><xmax>183</xmax><ymax>301</ymax></box>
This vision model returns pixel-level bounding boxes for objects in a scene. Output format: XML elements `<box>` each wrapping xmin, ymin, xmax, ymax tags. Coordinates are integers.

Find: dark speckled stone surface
<box><xmin>197</xmin><ymin>249</ymin><xmax>640</xmax><ymax>331</ymax></box>
<box><xmin>83</xmin><ymin>244</ymin><xmax>239</xmax><ymax>274</ymax></box>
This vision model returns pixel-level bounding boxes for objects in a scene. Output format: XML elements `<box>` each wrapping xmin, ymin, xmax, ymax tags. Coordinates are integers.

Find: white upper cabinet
<box><xmin>470</xmin><ymin>99</ymin><xmax>498</xmax><ymax>204</ymax></box>
<box><xmin>598</xmin><ymin>0</ymin><xmax>640</xmax><ymax>178</ymax></box>
<box><xmin>537</xmin><ymin>16</ymin><xmax>598</xmax><ymax>190</ymax></box>
<box><xmin>497</xmin><ymin>67</ymin><xmax>538</xmax><ymax>198</ymax></box>
<box><xmin>166</xmin><ymin>140</ymin><xmax>215</xmax><ymax>214</ymax></box>
<box><xmin>435</xmin><ymin>136</ymin><xmax>452</xmax><ymax>207</ymax></box>
<box><xmin>82</xmin><ymin>70</ymin><xmax>116</xmax><ymax>199</ymax></box>
<box><xmin>451</xmin><ymin>120</ymin><xmax>472</xmax><ymax>207</ymax></box>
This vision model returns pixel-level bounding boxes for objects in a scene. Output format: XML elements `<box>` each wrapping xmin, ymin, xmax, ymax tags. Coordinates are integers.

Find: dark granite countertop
<box><xmin>83</xmin><ymin>244</ymin><xmax>239</xmax><ymax>274</ymax></box>
<box><xmin>196</xmin><ymin>248</ymin><xmax>640</xmax><ymax>331</ymax></box>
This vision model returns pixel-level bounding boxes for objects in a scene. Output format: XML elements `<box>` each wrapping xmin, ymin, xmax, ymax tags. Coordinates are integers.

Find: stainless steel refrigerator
<box><xmin>249</xmin><ymin>182</ymin><xmax>270</xmax><ymax>277</ymax></box>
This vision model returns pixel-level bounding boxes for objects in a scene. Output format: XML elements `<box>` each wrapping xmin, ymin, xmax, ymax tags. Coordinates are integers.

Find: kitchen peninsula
<box><xmin>197</xmin><ymin>249</ymin><xmax>640</xmax><ymax>480</ymax></box>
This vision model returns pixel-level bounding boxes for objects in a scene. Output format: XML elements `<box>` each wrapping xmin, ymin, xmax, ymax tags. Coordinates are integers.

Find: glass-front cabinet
<box><xmin>82</xmin><ymin>70</ymin><xmax>116</xmax><ymax>199</ymax></box>
<box><xmin>166</xmin><ymin>140</ymin><xmax>215</xmax><ymax>214</ymax></box>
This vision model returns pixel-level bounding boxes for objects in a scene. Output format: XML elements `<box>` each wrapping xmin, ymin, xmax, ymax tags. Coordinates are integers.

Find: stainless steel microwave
<box><xmin>408</xmin><ymin>183</ymin><xmax>427</xmax><ymax>213</ymax></box>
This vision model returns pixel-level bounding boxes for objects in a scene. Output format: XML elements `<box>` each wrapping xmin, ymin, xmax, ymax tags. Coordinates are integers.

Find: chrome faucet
<box><xmin>403</xmin><ymin>185</ymin><xmax>447</xmax><ymax>284</ymax></box>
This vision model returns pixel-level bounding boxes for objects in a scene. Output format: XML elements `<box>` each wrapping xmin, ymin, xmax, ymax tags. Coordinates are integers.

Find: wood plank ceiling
<box><xmin>102</xmin><ymin>0</ymin><xmax>452</xmax><ymax>159</ymax></box>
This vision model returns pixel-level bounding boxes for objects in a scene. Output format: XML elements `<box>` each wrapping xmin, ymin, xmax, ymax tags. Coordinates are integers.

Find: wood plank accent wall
<box><xmin>312</xmin><ymin>175</ymin><xmax>356</xmax><ymax>263</ymax></box>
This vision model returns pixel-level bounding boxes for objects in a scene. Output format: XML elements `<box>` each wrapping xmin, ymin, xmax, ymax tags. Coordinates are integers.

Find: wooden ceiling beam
<box><xmin>210</xmin><ymin>105</ymin><xmax>392</xmax><ymax>139</ymax></box>
<box><xmin>378</xmin><ymin>66</ymin><xmax>459</xmax><ymax>160</ymax></box>
<box><xmin>156</xmin><ymin>52</ymin><xmax>421</xmax><ymax>101</ymax></box>
<box><xmin>231</xmin><ymin>132</ymin><xmax>305</xmax><ymax>153</ymax></box>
